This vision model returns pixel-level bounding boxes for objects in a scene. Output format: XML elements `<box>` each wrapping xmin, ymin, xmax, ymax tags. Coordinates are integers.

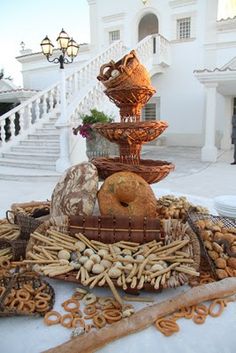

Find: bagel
<box><xmin>98</xmin><ymin>172</ymin><xmax>156</xmax><ymax>217</ymax></box>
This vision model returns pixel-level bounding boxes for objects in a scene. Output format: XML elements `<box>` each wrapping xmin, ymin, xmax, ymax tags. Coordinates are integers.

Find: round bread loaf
<box><xmin>51</xmin><ymin>162</ymin><xmax>98</xmax><ymax>217</ymax></box>
<box><xmin>98</xmin><ymin>171</ymin><xmax>156</xmax><ymax>217</ymax></box>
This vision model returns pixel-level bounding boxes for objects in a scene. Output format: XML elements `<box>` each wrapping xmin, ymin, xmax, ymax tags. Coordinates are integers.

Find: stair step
<box><xmin>19</xmin><ymin>140</ymin><xmax>59</xmax><ymax>147</ymax></box>
<box><xmin>36</xmin><ymin>128</ymin><xmax>59</xmax><ymax>134</ymax></box>
<box><xmin>27</xmin><ymin>134</ymin><xmax>59</xmax><ymax>140</ymax></box>
<box><xmin>0</xmin><ymin>166</ymin><xmax>61</xmax><ymax>181</ymax></box>
<box><xmin>11</xmin><ymin>146</ymin><xmax>60</xmax><ymax>153</ymax></box>
<box><xmin>0</xmin><ymin>158</ymin><xmax>56</xmax><ymax>171</ymax></box>
<box><xmin>42</xmin><ymin>123</ymin><xmax>56</xmax><ymax>128</ymax></box>
<box><xmin>2</xmin><ymin>152</ymin><xmax>58</xmax><ymax>162</ymax></box>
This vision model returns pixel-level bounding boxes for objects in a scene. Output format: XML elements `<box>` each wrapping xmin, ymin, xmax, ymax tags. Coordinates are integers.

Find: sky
<box><xmin>0</xmin><ymin>0</ymin><xmax>236</xmax><ymax>86</ymax></box>
<box><xmin>0</xmin><ymin>0</ymin><xmax>90</xmax><ymax>85</ymax></box>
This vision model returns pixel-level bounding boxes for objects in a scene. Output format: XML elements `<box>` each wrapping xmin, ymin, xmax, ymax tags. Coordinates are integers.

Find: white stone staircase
<box><xmin>0</xmin><ymin>34</ymin><xmax>170</xmax><ymax>181</ymax></box>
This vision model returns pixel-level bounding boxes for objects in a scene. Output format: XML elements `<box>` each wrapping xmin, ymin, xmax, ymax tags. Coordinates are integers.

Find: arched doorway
<box><xmin>138</xmin><ymin>13</ymin><xmax>159</xmax><ymax>41</ymax></box>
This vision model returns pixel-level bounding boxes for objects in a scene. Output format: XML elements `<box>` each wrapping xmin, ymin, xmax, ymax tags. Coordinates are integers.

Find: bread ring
<box><xmin>61</xmin><ymin>313</ymin><xmax>74</xmax><ymax>328</ymax></box>
<box><xmin>35</xmin><ymin>292</ymin><xmax>51</xmax><ymax>301</ymax></box>
<box><xmin>93</xmin><ymin>313</ymin><xmax>106</xmax><ymax>328</ymax></box>
<box><xmin>16</xmin><ymin>289</ymin><xmax>31</xmax><ymax>301</ymax></box>
<box><xmin>98</xmin><ymin>297</ymin><xmax>113</xmax><ymax>307</ymax></box>
<box><xmin>83</xmin><ymin>304</ymin><xmax>97</xmax><ymax>316</ymax></box>
<box><xmin>97</xmin><ymin>172</ymin><xmax>157</xmax><ymax>217</ymax></box>
<box><xmin>23</xmin><ymin>284</ymin><xmax>35</xmax><ymax>295</ymax></box>
<box><xmin>193</xmin><ymin>314</ymin><xmax>206</xmax><ymax>324</ymax></box>
<box><xmin>22</xmin><ymin>301</ymin><xmax>36</xmax><ymax>313</ymax></box>
<box><xmin>1</xmin><ymin>259</ymin><xmax>11</xmax><ymax>269</ymax></box>
<box><xmin>9</xmin><ymin>298</ymin><xmax>24</xmax><ymax>311</ymax></box>
<box><xmin>83</xmin><ymin>293</ymin><xmax>97</xmax><ymax>305</ymax></box>
<box><xmin>44</xmin><ymin>311</ymin><xmax>61</xmax><ymax>326</ymax></box>
<box><xmin>209</xmin><ymin>299</ymin><xmax>224</xmax><ymax>318</ymax></box>
<box><xmin>35</xmin><ymin>283</ymin><xmax>46</xmax><ymax>293</ymax></box>
<box><xmin>72</xmin><ymin>317</ymin><xmax>85</xmax><ymax>328</ymax></box>
<box><xmin>0</xmin><ymin>286</ymin><xmax>6</xmax><ymax>296</ymax></box>
<box><xmin>35</xmin><ymin>299</ymin><xmax>48</xmax><ymax>311</ymax></box>
<box><xmin>62</xmin><ymin>298</ymin><xmax>80</xmax><ymax>312</ymax></box>
<box><xmin>155</xmin><ymin>318</ymin><xmax>179</xmax><ymax>336</ymax></box>
<box><xmin>103</xmin><ymin>309</ymin><xmax>122</xmax><ymax>322</ymax></box>
<box><xmin>195</xmin><ymin>304</ymin><xmax>208</xmax><ymax>316</ymax></box>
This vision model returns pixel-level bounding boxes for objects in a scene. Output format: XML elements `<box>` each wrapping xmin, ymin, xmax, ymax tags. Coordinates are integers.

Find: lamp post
<box><xmin>41</xmin><ymin>29</ymin><xmax>79</xmax><ymax>173</ymax></box>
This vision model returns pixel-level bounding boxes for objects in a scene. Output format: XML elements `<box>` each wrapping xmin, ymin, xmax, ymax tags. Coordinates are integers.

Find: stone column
<box><xmin>220</xmin><ymin>96</ymin><xmax>233</xmax><ymax>150</ymax></box>
<box><xmin>201</xmin><ymin>82</ymin><xmax>218</xmax><ymax>162</ymax></box>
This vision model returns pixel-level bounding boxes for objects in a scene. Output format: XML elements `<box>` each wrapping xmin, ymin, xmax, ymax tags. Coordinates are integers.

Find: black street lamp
<box><xmin>40</xmin><ymin>29</ymin><xmax>79</xmax><ymax>69</ymax></box>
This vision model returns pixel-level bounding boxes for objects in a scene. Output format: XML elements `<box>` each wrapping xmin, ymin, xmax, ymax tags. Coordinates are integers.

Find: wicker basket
<box><xmin>7</xmin><ymin>201</ymin><xmax>51</xmax><ymax>240</ymax></box>
<box><xmin>92</xmin><ymin>157</ymin><xmax>175</xmax><ymax>184</ymax></box>
<box><xmin>187</xmin><ymin>212</ymin><xmax>236</xmax><ymax>279</ymax></box>
<box><xmin>97</xmin><ymin>50</ymin><xmax>152</xmax><ymax>90</ymax></box>
<box><xmin>26</xmin><ymin>216</ymin><xmax>200</xmax><ymax>293</ymax></box>
<box><xmin>0</xmin><ymin>238</ymin><xmax>27</xmax><ymax>261</ymax></box>
<box><xmin>0</xmin><ymin>274</ymin><xmax>55</xmax><ymax>317</ymax></box>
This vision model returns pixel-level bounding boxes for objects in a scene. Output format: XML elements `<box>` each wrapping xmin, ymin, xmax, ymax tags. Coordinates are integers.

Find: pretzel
<box><xmin>208</xmin><ymin>299</ymin><xmax>224</xmax><ymax>318</ymax></box>
<box><xmin>195</xmin><ymin>304</ymin><xmax>208</xmax><ymax>316</ymax></box>
<box><xmin>35</xmin><ymin>292</ymin><xmax>51</xmax><ymax>301</ymax></box>
<box><xmin>93</xmin><ymin>313</ymin><xmax>106</xmax><ymax>328</ymax></box>
<box><xmin>44</xmin><ymin>311</ymin><xmax>61</xmax><ymax>325</ymax></box>
<box><xmin>61</xmin><ymin>313</ymin><xmax>74</xmax><ymax>328</ymax></box>
<box><xmin>22</xmin><ymin>301</ymin><xmax>35</xmax><ymax>313</ymax></box>
<box><xmin>155</xmin><ymin>318</ymin><xmax>179</xmax><ymax>336</ymax></box>
<box><xmin>83</xmin><ymin>304</ymin><xmax>97</xmax><ymax>316</ymax></box>
<box><xmin>62</xmin><ymin>299</ymin><xmax>80</xmax><ymax>312</ymax></box>
<box><xmin>193</xmin><ymin>314</ymin><xmax>206</xmax><ymax>324</ymax></box>
<box><xmin>72</xmin><ymin>317</ymin><xmax>85</xmax><ymax>329</ymax></box>
<box><xmin>16</xmin><ymin>289</ymin><xmax>31</xmax><ymax>302</ymax></box>
<box><xmin>103</xmin><ymin>309</ymin><xmax>122</xmax><ymax>323</ymax></box>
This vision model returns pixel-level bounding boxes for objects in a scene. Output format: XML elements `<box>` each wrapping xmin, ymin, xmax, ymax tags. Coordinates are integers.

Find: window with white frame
<box><xmin>142</xmin><ymin>99</ymin><xmax>160</xmax><ymax>121</ymax></box>
<box><xmin>109</xmin><ymin>30</ymin><xmax>120</xmax><ymax>44</ymax></box>
<box><xmin>177</xmin><ymin>17</ymin><xmax>191</xmax><ymax>40</ymax></box>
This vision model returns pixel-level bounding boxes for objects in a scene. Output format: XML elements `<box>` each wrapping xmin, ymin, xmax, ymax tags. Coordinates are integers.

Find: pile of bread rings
<box><xmin>0</xmin><ymin>282</ymin><xmax>52</xmax><ymax>314</ymax></box>
<box><xmin>44</xmin><ymin>287</ymin><xmax>134</xmax><ymax>335</ymax></box>
<box><xmin>155</xmin><ymin>297</ymin><xmax>227</xmax><ymax>337</ymax></box>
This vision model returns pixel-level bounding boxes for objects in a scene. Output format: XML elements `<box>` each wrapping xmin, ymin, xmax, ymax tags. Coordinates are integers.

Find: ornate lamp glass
<box><xmin>40</xmin><ymin>36</ymin><xmax>54</xmax><ymax>56</ymax></box>
<box><xmin>56</xmin><ymin>29</ymin><xmax>70</xmax><ymax>51</ymax></box>
<box><xmin>67</xmin><ymin>38</ymin><xmax>80</xmax><ymax>58</ymax></box>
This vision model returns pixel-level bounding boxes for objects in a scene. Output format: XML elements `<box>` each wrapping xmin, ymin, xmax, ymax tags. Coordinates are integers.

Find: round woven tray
<box><xmin>26</xmin><ymin>216</ymin><xmax>200</xmax><ymax>292</ymax></box>
<box><xmin>105</xmin><ymin>86</ymin><xmax>156</xmax><ymax>121</ymax></box>
<box><xmin>93</xmin><ymin>121</ymin><xmax>168</xmax><ymax>144</ymax></box>
<box><xmin>92</xmin><ymin>157</ymin><xmax>175</xmax><ymax>184</ymax></box>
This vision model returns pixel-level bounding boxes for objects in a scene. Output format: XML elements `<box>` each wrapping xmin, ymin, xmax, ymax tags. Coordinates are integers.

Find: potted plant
<box><xmin>73</xmin><ymin>109</ymin><xmax>118</xmax><ymax>159</ymax></box>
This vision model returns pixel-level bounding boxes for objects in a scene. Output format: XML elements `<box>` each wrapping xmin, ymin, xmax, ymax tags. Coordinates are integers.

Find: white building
<box><xmin>0</xmin><ymin>0</ymin><xmax>236</xmax><ymax>175</ymax></box>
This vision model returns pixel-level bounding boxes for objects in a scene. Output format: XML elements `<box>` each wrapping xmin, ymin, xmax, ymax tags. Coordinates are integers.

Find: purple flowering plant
<box><xmin>73</xmin><ymin>109</ymin><xmax>113</xmax><ymax>139</ymax></box>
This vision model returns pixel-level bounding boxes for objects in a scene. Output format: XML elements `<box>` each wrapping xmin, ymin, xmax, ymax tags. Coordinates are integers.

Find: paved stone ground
<box><xmin>0</xmin><ymin>146</ymin><xmax>235</xmax><ymax>218</ymax></box>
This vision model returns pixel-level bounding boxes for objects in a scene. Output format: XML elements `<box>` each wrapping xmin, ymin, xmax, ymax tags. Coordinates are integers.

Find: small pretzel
<box><xmin>35</xmin><ymin>292</ymin><xmax>51</xmax><ymax>301</ymax></box>
<box><xmin>155</xmin><ymin>318</ymin><xmax>179</xmax><ymax>336</ymax></box>
<box><xmin>22</xmin><ymin>301</ymin><xmax>35</xmax><ymax>313</ymax></box>
<box><xmin>16</xmin><ymin>289</ymin><xmax>31</xmax><ymax>301</ymax></box>
<box><xmin>9</xmin><ymin>298</ymin><xmax>24</xmax><ymax>311</ymax></box>
<box><xmin>35</xmin><ymin>299</ymin><xmax>49</xmax><ymax>311</ymax></box>
<box><xmin>61</xmin><ymin>313</ymin><xmax>74</xmax><ymax>328</ymax></box>
<box><xmin>62</xmin><ymin>298</ymin><xmax>80</xmax><ymax>312</ymax></box>
<box><xmin>83</xmin><ymin>304</ymin><xmax>97</xmax><ymax>316</ymax></box>
<box><xmin>209</xmin><ymin>299</ymin><xmax>224</xmax><ymax>318</ymax></box>
<box><xmin>195</xmin><ymin>304</ymin><xmax>208</xmax><ymax>316</ymax></box>
<box><xmin>23</xmin><ymin>284</ymin><xmax>35</xmax><ymax>295</ymax></box>
<box><xmin>193</xmin><ymin>314</ymin><xmax>206</xmax><ymax>324</ymax></box>
<box><xmin>72</xmin><ymin>317</ymin><xmax>85</xmax><ymax>329</ymax></box>
<box><xmin>44</xmin><ymin>311</ymin><xmax>61</xmax><ymax>326</ymax></box>
<box><xmin>83</xmin><ymin>293</ymin><xmax>97</xmax><ymax>305</ymax></box>
<box><xmin>93</xmin><ymin>313</ymin><xmax>106</xmax><ymax>329</ymax></box>
<box><xmin>103</xmin><ymin>309</ymin><xmax>122</xmax><ymax>323</ymax></box>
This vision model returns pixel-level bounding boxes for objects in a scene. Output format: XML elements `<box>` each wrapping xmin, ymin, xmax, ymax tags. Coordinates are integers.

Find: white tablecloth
<box><xmin>1</xmin><ymin>191</ymin><xmax>236</xmax><ymax>353</ymax></box>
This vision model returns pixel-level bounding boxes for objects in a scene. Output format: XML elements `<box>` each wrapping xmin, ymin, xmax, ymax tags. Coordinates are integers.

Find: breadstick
<box><xmin>109</xmin><ymin>245</ymin><xmax>116</xmax><ymax>258</ymax></box>
<box><xmin>75</xmin><ymin>233</ymin><xmax>98</xmax><ymax>251</ymax></box>
<box><xmin>76</xmin><ymin>268</ymin><xmax>81</xmax><ymax>280</ymax></box>
<box><xmin>47</xmin><ymin>230</ymin><xmax>77</xmax><ymax>243</ymax></box>
<box><xmin>164</xmin><ymin>240</ymin><xmax>190</xmax><ymax>255</ymax></box>
<box><xmin>121</xmin><ymin>273</ymin><xmax>127</xmax><ymax>291</ymax></box>
<box><xmin>154</xmin><ymin>275</ymin><xmax>162</xmax><ymax>290</ymax></box>
<box><xmin>123</xmin><ymin>295</ymin><xmax>154</xmax><ymax>303</ymax></box>
<box><xmin>48</xmin><ymin>265</ymin><xmax>73</xmax><ymax>277</ymax></box>
<box><xmin>137</xmin><ymin>275</ymin><xmax>145</xmax><ymax>290</ymax></box>
<box><xmin>30</xmin><ymin>233</ymin><xmax>54</xmax><ymax>246</ymax></box>
<box><xmin>126</xmin><ymin>263</ymin><xmax>138</xmax><ymax>283</ymax></box>
<box><xmin>89</xmin><ymin>271</ymin><xmax>107</xmax><ymax>289</ymax></box>
<box><xmin>137</xmin><ymin>257</ymin><xmax>150</xmax><ymax>279</ymax></box>
<box><xmin>90</xmin><ymin>240</ymin><xmax>109</xmax><ymax>249</ymax></box>
<box><xmin>150</xmin><ymin>263</ymin><xmax>180</xmax><ymax>279</ymax></box>
<box><xmin>175</xmin><ymin>266</ymin><xmax>200</xmax><ymax>276</ymax></box>
<box><xmin>130</xmin><ymin>276</ymin><xmax>137</xmax><ymax>289</ymax></box>
<box><xmin>176</xmin><ymin>251</ymin><xmax>190</xmax><ymax>258</ymax></box>
<box><xmin>104</xmin><ymin>274</ymin><xmax>123</xmax><ymax>306</ymax></box>
<box><xmin>42</xmin><ymin>278</ymin><xmax>236</xmax><ymax>353</ymax></box>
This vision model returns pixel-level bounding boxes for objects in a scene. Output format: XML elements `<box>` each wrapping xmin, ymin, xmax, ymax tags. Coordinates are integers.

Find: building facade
<box><xmin>15</xmin><ymin>0</ymin><xmax>236</xmax><ymax>162</ymax></box>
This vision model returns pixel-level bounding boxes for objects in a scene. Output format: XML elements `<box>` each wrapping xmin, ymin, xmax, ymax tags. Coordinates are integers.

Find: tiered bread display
<box><xmin>93</xmin><ymin>50</ymin><xmax>174</xmax><ymax>184</ymax></box>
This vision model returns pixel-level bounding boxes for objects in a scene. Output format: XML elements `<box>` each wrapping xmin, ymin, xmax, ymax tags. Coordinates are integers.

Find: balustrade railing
<box><xmin>0</xmin><ymin>40</ymin><xmax>124</xmax><ymax>149</ymax></box>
